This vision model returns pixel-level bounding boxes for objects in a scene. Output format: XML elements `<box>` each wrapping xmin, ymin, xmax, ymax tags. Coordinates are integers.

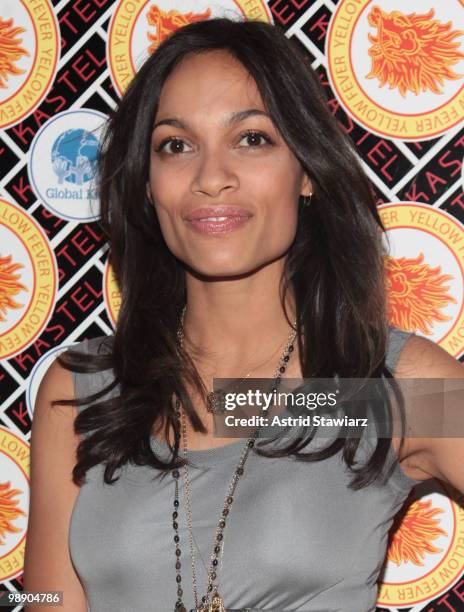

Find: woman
<box><xmin>24</xmin><ymin>17</ymin><xmax>464</xmax><ymax>612</ymax></box>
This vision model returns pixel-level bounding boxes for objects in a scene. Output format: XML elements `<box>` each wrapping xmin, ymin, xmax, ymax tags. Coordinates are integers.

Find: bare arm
<box><xmin>394</xmin><ymin>335</ymin><xmax>464</xmax><ymax>493</ymax></box>
<box><xmin>23</xmin><ymin>357</ymin><xmax>88</xmax><ymax>612</ymax></box>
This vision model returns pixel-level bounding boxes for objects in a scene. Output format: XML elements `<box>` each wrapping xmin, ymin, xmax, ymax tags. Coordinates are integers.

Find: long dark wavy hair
<box><xmin>55</xmin><ymin>17</ymin><xmax>407</xmax><ymax>490</ymax></box>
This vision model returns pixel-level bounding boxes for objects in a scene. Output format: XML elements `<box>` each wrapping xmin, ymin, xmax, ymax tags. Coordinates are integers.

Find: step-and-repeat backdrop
<box><xmin>0</xmin><ymin>0</ymin><xmax>463</xmax><ymax>610</ymax></box>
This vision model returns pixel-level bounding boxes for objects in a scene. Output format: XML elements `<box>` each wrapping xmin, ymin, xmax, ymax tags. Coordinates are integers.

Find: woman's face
<box><xmin>148</xmin><ymin>50</ymin><xmax>311</xmax><ymax>278</ymax></box>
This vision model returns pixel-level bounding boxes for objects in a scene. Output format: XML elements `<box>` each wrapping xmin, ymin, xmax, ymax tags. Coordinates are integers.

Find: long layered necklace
<box><xmin>171</xmin><ymin>309</ymin><xmax>298</xmax><ymax>612</ymax></box>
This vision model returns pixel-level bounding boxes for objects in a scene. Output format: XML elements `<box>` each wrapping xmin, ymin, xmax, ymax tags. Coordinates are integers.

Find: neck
<box><xmin>181</xmin><ymin>261</ymin><xmax>298</xmax><ymax>377</ymax></box>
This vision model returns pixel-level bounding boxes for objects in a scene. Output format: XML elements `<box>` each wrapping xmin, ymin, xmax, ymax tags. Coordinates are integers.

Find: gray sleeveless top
<box><xmin>68</xmin><ymin>326</ymin><xmax>423</xmax><ymax>612</ymax></box>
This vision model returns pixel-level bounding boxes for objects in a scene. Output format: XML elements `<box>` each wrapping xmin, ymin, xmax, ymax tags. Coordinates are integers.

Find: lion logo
<box><xmin>0</xmin><ymin>253</ymin><xmax>28</xmax><ymax>323</ymax></box>
<box><xmin>146</xmin><ymin>4</ymin><xmax>212</xmax><ymax>54</ymax></box>
<box><xmin>0</xmin><ymin>16</ymin><xmax>29</xmax><ymax>89</ymax></box>
<box><xmin>367</xmin><ymin>6</ymin><xmax>464</xmax><ymax>96</ymax></box>
<box><xmin>385</xmin><ymin>253</ymin><xmax>456</xmax><ymax>335</ymax></box>
<box><xmin>0</xmin><ymin>481</ymin><xmax>26</xmax><ymax>546</ymax></box>
<box><xmin>387</xmin><ymin>494</ymin><xmax>448</xmax><ymax>566</ymax></box>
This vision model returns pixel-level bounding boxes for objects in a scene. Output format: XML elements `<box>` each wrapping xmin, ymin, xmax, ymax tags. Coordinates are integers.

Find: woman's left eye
<box><xmin>237</xmin><ymin>130</ymin><xmax>273</xmax><ymax>148</ymax></box>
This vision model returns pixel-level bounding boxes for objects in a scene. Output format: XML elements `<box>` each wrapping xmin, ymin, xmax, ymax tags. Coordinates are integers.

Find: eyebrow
<box><xmin>152</xmin><ymin>109</ymin><xmax>270</xmax><ymax>132</ymax></box>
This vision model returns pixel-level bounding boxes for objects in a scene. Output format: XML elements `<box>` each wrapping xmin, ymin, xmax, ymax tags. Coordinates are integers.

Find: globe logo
<box><xmin>28</xmin><ymin>109</ymin><xmax>106</xmax><ymax>221</ymax></box>
<box><xmin>51</xmin><ymin>129</ymin><xmax>99</xmax><ymax>185</ymax></box>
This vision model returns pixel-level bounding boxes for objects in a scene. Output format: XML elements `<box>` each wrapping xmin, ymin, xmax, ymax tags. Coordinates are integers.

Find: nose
<box><xmin>190</xmin><ymin>147</ymin><xmax>239</xmax><ymax>198</ymax></box>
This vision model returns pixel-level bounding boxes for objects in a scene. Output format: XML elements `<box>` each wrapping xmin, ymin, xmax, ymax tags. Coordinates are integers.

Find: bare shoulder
<box><xmin>395</xmin><ymin>334</ymin><xmax>463</xmax><ymax>379</ymax></box>
<box><xmin>391</xmin><ymin>333</ymin><xmax>464</xmax><ymax>488</ymax></box>
<box><xmin>23</xmin><ymin>354</ymin><xmax>88</xmax><ymax>611</ymax></box>
<box><xmin>30</xmin><ymin>356</ymin><xmax>77</xmax><ymax>434</ymax></box>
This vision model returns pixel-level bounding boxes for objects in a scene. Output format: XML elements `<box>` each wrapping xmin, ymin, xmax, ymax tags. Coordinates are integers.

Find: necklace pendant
<box><xmin>210</xmin><ymin>592</ymin><xmax>225</xmax><ymax>612</ymax></box>
<box><xmin>196</xmin><ymin>591</ymin><xmax>225</xmax><ymax>612</ymax></box>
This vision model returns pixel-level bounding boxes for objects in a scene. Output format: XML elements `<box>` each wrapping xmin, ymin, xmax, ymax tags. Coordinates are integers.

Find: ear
<box><xmin>300</xmin><ymin>173</ymin><xmax>313</xmax><ymax>197</ymax></box>
<box><xmin>146</xmin><ymin>182</ymin><xmax>153</xmax><ymax>204</ymax></box>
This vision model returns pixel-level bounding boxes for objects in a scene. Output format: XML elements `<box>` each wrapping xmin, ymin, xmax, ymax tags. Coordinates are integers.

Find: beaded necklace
<box><xmin>171</xmin><ymin>310</ymin><xmax>298</xmax><ymax>611</ymax></box>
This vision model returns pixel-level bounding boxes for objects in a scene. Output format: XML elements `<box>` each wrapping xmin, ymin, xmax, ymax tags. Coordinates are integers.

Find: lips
<box><xmin>186</xmin><ymin>217</ymin><xmax>252</xmax><ymax>235</ymax></box>
<box><xmin>184</xmin><ymin>206</ymin><xmax>253</xmax><ymax>221</ymax></box>
<box><xmin>184</xmin><ymin>207</ymin><xmax>253</xmax><ymax>235</ymax></box>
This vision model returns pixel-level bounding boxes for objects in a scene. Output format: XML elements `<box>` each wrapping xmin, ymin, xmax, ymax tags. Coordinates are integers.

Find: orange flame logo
<box><xmin>387</xmin><ymin>496</ymin><xmax>447</xmax><ymax>566</ymax></box>
<box><xmin>0</xmin><ymin>253</ymin><xmax>28</xmax><ymax>323</ymax></box>
<box><xmin>0</xmin><ymin>481</ymin><xmax>26</xmax><ymax>545</ymax></box>
<box><xmin>146</xmin><ymin>4</ymin><xmax>212</xmax><ymax>54</ymax></box>
<box><xmin>367</xmin><ymin>6</ymin><xmax>464</xmax><ymax>96</ymax></box>
<box><xmin>0</xmin><ymin>16</ymin><xmax>29</xmax><ymax>89</ymax></box>
<box><xmin>385</xmin><ymin>253</ymin><xmax>456</xmax><ymax>335</ymax></box>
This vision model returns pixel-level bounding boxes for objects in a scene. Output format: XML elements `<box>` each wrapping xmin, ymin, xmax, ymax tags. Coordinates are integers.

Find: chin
<box><xmin>184</xmin><ymin>258</ymin><xmax>262</xmax><ymax>280</ymax></box>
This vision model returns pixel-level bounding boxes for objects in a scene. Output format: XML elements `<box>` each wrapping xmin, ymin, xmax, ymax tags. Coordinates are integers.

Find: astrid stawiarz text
<box><xmin>224</xmin><ymin>414</ymin><xmax>369</xmax><ymax>427</ymax></box>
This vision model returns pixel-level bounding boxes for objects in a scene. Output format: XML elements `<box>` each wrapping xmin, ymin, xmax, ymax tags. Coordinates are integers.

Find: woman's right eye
<box><xmin>155</xmin><ymin>138</ymin><xmax>193</xmax><ymax>155</ymax></box>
